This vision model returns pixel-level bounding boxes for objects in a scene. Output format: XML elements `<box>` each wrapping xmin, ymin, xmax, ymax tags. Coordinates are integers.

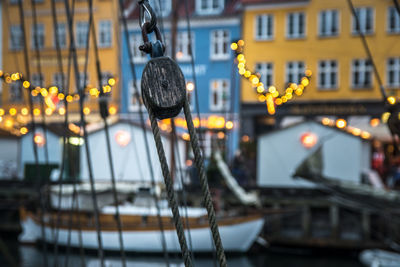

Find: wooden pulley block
<box><xmin>141</xmin><ymin>56</ymin><xmax>186</xmax><ymax>120</ymax></box>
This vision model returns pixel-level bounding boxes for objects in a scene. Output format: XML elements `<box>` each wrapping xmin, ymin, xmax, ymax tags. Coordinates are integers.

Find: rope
<box><xmin>183</xmin><ymin>100</ymin><xmax>227</xmax><ymax>267</ymax></box>
<box><xmin>117</xmin><ymin>0</ymin><xmax>170</xmax><ymax>264</ymax></box>
<box><xmin>50</xmin><ymin>0</ymin><xmax>86</xmax><ymax>265</ymax></box>
<box><xmin>63</xmin><ymin>0</ymin><xmax>105</xmax><ymax>264</ymax></box>
<box><xmin>147</xmin><ymin>105</ymin><xmax>193</xmax><ymax>267</ymax></box>
<box><xmin>346</xmin><ymin>0</ymin><xmax>387</xmax><ymax>99</ymax></box>
<box><xmin>30</xmin><ymin>0</ymin><xmax>50</xmax><ymax>166</ymax></box>
<box><xmin>86</xmin><ymin>0</ymin><xmax>127</xmax><ymax>263</ymax></box>
<box><xmin>171</xmin><ymin>120</ymin><xmax>195</xmax><ymax>262</ymax></box>
<box><xmin>17</xmin><ymin>1</ymin><xmax>48</xmax><ymax>266</ymax></box>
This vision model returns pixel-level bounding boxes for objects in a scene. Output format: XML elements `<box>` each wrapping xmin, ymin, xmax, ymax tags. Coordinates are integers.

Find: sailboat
<box><xmin>19</xmin><ymin>182</ymin><xmax>264</xmax><ymax>253</ymax></box>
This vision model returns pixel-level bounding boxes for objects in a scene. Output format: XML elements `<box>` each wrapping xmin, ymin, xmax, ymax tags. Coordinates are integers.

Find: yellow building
<box><xmin>240</xmin><ymin>0</ymin><xmax>400</xmax><ymax>138</ymax></box>
<box><xmin>1</xmin><ymin>0</ymin><xmax>120</xmax><ymax>127</ymax></box>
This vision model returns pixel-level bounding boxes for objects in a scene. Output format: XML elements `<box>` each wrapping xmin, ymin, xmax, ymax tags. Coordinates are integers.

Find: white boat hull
<box><xmin>20</xmin><ymin>212</ymin><xmax>264</xmax><ymax>253</ymax></box>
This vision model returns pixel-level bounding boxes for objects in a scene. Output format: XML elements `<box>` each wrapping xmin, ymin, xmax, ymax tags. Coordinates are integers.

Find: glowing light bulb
<box><xmin>225</xmin><ymin>121</ymin><xmax>234</xmax><ymax>130</ymax></box>
<box><xmin>9</xmin><ymin>108</ymin><xmax>17</xmax><ymax>116</ymax></box>
<box><xmin>21</xmin><ymin>108</ymin><xmax>29</xmax><ymax>116</ymax></box>
<box><xmin>336</xmin><ymin>119</ymin><xmax>347</xmax><ymax>129</ymax></box>
<box><xmin>230</xmin><ymin>43</ymin><xmax>238</xmax><ymax>50</ymax></box>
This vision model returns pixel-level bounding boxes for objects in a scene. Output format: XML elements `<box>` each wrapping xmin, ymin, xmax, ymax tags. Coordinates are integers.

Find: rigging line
<box><xmin>147</xmin><ymin>105</ymin><xmax>193</xmax><ymax>267</ymax></box>
<box><xmin>17</xmin><ymin>1</ymin><xmax>48</xmax><ymax>267</ymax></box>
<box><xmin>393</xmin><ymin>0</ymin><xmax>400</xmax><ymax>17</ymax></box>
<box><xmin>63</xmin><ymin>0</ymin><xmax>105</xmax><ymax>265</ymax></box>
<box><xmin>30</xmin><ymin>0</ymin><xmax>50</xmax><ymax>166</ymax></box>
<box><xmin>182</xmin><ymin>2</ymin><xmax>218</xmax><ymax>265</ymax></box>
<box><xmin>183</xmin><ymin>100</ymin><xmax>228</xmax><ymax>267</ymax></box>
<box><xmin>183</xmin><ymin>0</ymin><xmax>202</xmax><ymax>143</ymax></box>
<box><xmin>86</xmin><ymin>0</ymin><xmax>127</xmax><ymax>264</ymax></box>
<box><xmin>118</xmin><ymin>0</ymin><xmax>170</xmax><ymax>264</ymax></box>
<box><xmin>347</xmin><ymin>0</ymin><xmax>387</xmax><ymax>99</ymax></box>
<box><xmin>62</xmin><ymin>11</ymin><xmax>87</xmax><ymax>264</ymax></box>
<box><xmin>49</xmin><ymin>0</ymin><xmax>86</xmax><ymax>265</ymax></box>
<box><xmin>171</xmin><ymin>120</ymin><xmax>195</xmax><ymax>263</ymax></box>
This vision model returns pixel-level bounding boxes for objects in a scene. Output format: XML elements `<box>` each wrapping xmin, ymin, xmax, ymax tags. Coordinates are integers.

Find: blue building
<box><xmin>120</xmin><ymin>0</ymin><xmax>241</xmax><ymax>161</ymax></box>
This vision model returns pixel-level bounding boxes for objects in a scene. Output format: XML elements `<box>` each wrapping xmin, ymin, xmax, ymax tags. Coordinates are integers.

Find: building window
<box><xmin>54</xmin><ymin>23</ymin><xmax>67</xmax><ymax>48</ymax></box>
<box><xmin>255</xmin><ymin>14</ymin><xmax>274</xmax><ymax>40</ymax></box>
<box><xmin>98</xmin><ymin>20</ymin><xmax>112</xmax><ymax>48</ymax></box>
<box><xmin>149</xmin><ymin>0</ymin><xmax>171</xmax><ymax>17</ymax></box>
<box><xmin>31</xmin><ymin>73</ymin><xmax>44</xmax><ymax>87</ymax></box>
<box><xmin>129</xmin><ymin>80</ymin><xmax>145</xmax><ymax>112</ymax></box>
<box><xmin>209</xmin><ymin>80</ymin><xmax>229</xmax><ymax>111</ymax></box>
<box><xmin>286</xmin><ymin>61</ymin><xmax>305</xmax><ymax>83</ymax></box>
<box><xmin>53</xmin><ymin>73</ymin><xmax>65</xmax><ymax>89</ymax></box>
<box><xmin>196</xmin><ymin>0</ymin><xmax>224</xmax><ymax>15</ymax></box>
<box><xmin>176</xmin><ymin>31</ymin><xmax>194</xmax><ymax>61</ymax></box>
<box><xmin>352</xmin><ymin>59</ymin><xmax>373</xmax><ymax>88</ymax></box>
<box><xmin>352</xmin><ymin>7</ymin><xmax>374</xmax><ymax>35</ymax></box>
<box><xmin>101</xmin><ymin>72</ymin><xmax>113</xmax><ymax>87</ymax></box>
<box><xmin>287</xmin><ymin>12</ymin><xmax>305</xmax><ymax>39</ymax></box>
<box><xmin>318</xmin><ymin>60</ymin><xmax>338</xmax><ymax>89</ymax></box>
<box><xmin>10</xmin><ymin>25</ymin><xmax>22</xmax><ymax>51</ymax></box>
<box><xmin>388</xmin><ymin>6</ymin><xmax>400</xmax><ymax>34</ymax></box>
<box><xmin>387</xmin><ymin>58</ymin><xmax>400</xmax><ymax>88</ymax></box>
<box><xmin>130</xmin><ymin>34</ymin><xmax>147</xmax><ymax>63</ymax></box>
<box><xmin>78</xmin><ymin>72</ymin><xmax>89</xmax><ymax>89</ymax></box>
<box><xmin>319</xmin><ymin>10</ymin><xmax>339</xmax><ymax>37</ymax></box>
<box><xmin>9</xmin><ymin>82</ymin><xmax>23</xmax><ymax>103</ymax></box>
<box><xmin>210</xmin><ymin>30</ymin><xmax>230</xmax><ymax>60</ymax></box>
<box><xmin>31</xmin><ymin>24</ymin><xmax>45</xmax><ymax>50</ymax></box>
<box><xmin>76</xmin><ymin>22</ymin><xmax>89</xmax><ymax>48</ymax></box>
<box><xmin>255</xmin><ymin>63</ymin><xmax>273</xmax><ymax>87</ymax></box>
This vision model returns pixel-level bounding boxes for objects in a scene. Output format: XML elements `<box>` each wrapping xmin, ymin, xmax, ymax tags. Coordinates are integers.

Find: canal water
<box><xmin>1</xmin><ymin>240</ymin><xmax>364</xmax><ymax>267</ymax></box>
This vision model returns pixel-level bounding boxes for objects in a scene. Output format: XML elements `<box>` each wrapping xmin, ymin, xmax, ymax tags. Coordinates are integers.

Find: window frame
<box><xmin>317</xmin><ymin>60</ymin><xmax>339</xmax><ymax>90</ymax></box>
<box><xmin>351</xmin><ymin>59</ymin><xmax>373</xmax><ymax>89</ymax></box>
<box><xmin>286</xmin><ymin>12</ymin><xmax>306</xmax><ymax>39</ymax></box>
<box><xmin>255</xmin><ymin>62</ymin><xmax>274</xmax><ymax>87</ymax></box>
<box><xmin>98</xmin><ymin>20</ymin><xmax>112</xmax><ymax>48</ymax></box>
<box><xmin>149</xmin><ymin>0</ymin><xmax>172</xmax><ymax>17</ymax></box>
<box><xmin>9</xmin><ymin>25</ymin><xmax>23</xmax><ymax>51</ymax></box>
<box><xmin>387</xmin><ymin>6</ymin><xmax>400</xmax><ymax>34</ymax></box>
<box><xmin>129</xmin><ymin>80</ymin><xmax>146</xmax><ymax>112</ymax></box>
<box><xmin>176</xmin><ymin>31</ymin><xmax>195</xmax><ymax>62</ymax></box>
<box><xmin>318</xmin><ymin>9</ymin><xmax>339</xmax><ymax>37</ymax></box>
<box><xmin>130</xmin><ymin>34</ymin><xmax>147</xmax><ymax>63</ymax></box>
<box><xmin>196</xmin><ymin>0</ymin><xmax>224</xmax><ymax>15</ymax></box>
<box><xmin>54</xmin><ymin>22</ymin><xmax>67</xmax><ymax>49</ymax></box>
<box><xmin>76</xmin><ymin>21</ymin><xmax>89</xmax><ymax>49</ymax></box>
<box><xmin>255</xmin><ymin>14</ymin><xmax>274</xmax><ymax>41</ymax></box>
<box><xmin>210</xmin><ymin>29</ymin><xmax>230</xmax><ymax>60</ymax></box>
<box><xmin>352</xmin><ymin>7</ymin><xmax>375</xmax><ymax>35</ymax></box>
<box><xmin>285</xmin><ymin>61</ymin><xmax>305</xmax><ymax>84</ymax></box>
<box><xmin>31</xmin><ymin>23</ymin><xmax>45</xmax><ymax>50</ymax></box>
<box><xmin>9</xmin><ymin>81</ymin><xmax>23</xmax><ymax>103</ymax></box>
<box><xmin>209</xmin><ymin>79</ymin><xmax>230</xmax><ymax>112</ymax></box>
<box><xmin>387</xmin><ymin>57</ymin><xmax>400</xmax><ymax>88</ymax></box>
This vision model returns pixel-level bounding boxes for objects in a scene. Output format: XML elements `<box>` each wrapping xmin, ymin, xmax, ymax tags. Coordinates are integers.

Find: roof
<box><xmin>126</xmin><ymin>0</ymin><xmax>241</xmax><ymax>21</ymax></box>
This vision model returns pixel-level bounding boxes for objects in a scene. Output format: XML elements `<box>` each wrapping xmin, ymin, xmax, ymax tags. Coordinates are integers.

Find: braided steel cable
<box><xmin>183</xmin><ymin>100</ymin><xmax>227</xmax><ymax>267</ymax></box>
<box><xmin>147</xmin><ymin>105</ymin><xmax>193</xmax><ymax>267</ymax></box>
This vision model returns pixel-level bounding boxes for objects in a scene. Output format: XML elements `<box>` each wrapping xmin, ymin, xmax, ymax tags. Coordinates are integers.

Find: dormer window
<box><xmin>196</xmin><ymin>0</ymin><xmax>224</xmax><ymax>15</ymax></box>
<box><xmin>149</xmin><ymin>0</ymin><xmax>171</xmax><ymax>17</ymax></box>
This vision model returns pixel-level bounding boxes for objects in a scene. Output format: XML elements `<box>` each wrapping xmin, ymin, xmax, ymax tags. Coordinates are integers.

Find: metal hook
<box><xmin>139</xmin><ymin>0</ymin><xmax>157</xmax><ymax>33</ymax></box>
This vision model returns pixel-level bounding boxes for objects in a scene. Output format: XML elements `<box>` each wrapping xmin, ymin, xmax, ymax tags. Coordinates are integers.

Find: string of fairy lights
<box><xmin>231</xmin><ymin>40</ymin><xmax>312</xmax><ymax>115</ymax></box>
<box><xmin>0</xmin><ymin>70</ymin><xmax>118</xmax><ymax>135</ymax></box>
